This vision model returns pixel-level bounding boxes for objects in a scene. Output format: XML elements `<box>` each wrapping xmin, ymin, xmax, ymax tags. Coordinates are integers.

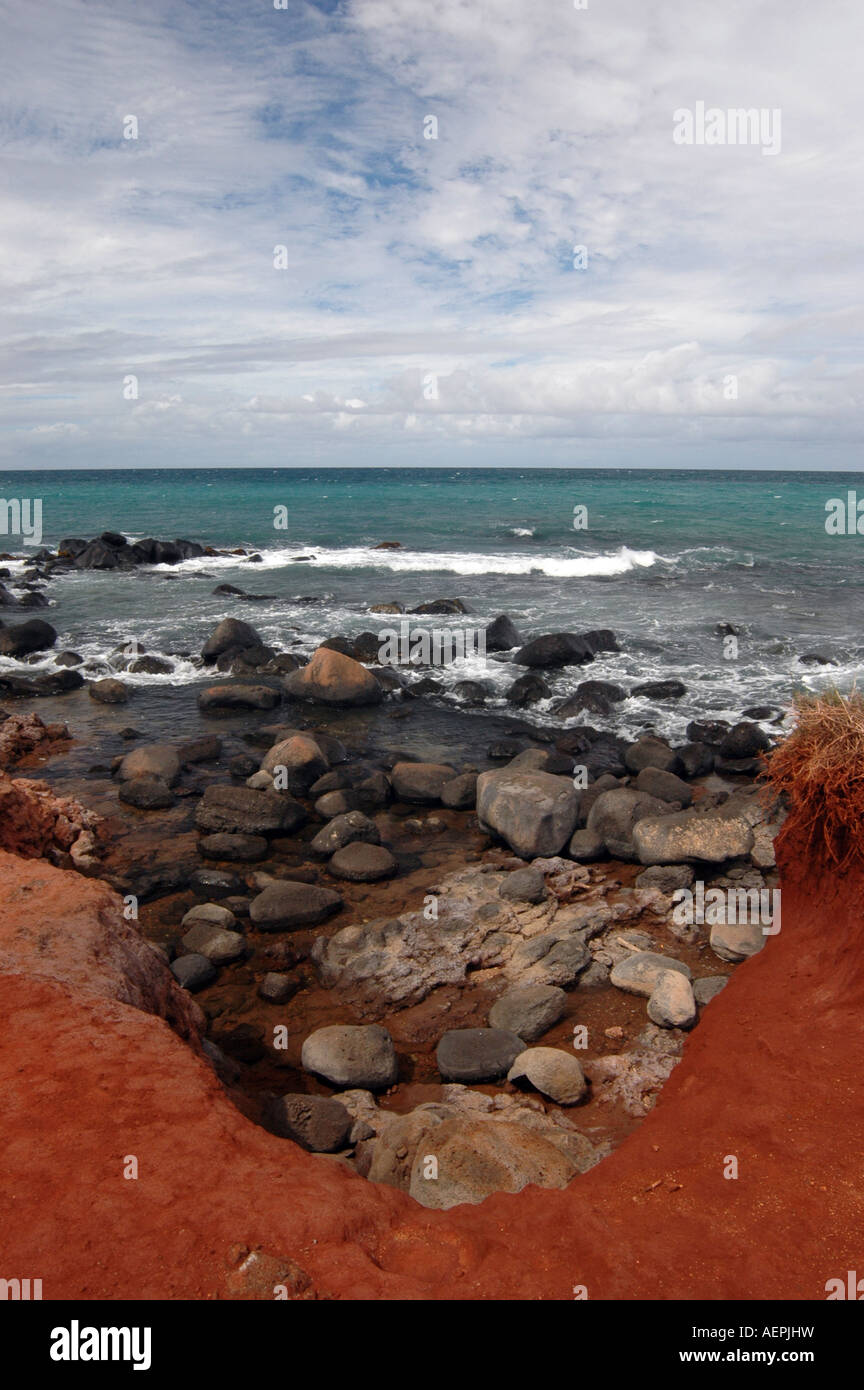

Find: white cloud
<box><xmin>0</xmin><ymin>0</ymin><xmax>861</xmax><ymax>467</ymax></box>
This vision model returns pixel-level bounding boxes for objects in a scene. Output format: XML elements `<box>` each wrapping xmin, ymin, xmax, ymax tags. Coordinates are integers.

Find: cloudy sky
<box><xmin>1</xmin><ymin>0</ymin><xmax>861</xmax><ymax>470</ymax></box>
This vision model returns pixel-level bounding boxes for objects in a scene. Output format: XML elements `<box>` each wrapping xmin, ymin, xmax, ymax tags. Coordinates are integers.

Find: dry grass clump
<box><xmin>764</xmin><ymin>689</ymin><xmax>864</xmax><ymax>870</ymax></box>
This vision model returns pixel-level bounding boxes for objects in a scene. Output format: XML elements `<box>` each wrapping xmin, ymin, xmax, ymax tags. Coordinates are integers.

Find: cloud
<box><xmin>0</xmin><ymin>0</ymin><xmax>860</xmax><ymax>467</ymax></box>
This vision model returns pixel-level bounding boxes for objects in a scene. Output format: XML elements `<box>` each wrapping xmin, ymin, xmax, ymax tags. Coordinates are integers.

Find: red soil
<box><xmin>1</xmin><ymin>816</ymin><xmax>861</xmax><ymax>1301</ymax></box>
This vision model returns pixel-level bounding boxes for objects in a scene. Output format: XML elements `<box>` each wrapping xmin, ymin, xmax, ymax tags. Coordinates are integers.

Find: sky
<box><xmin>0</xmin><ymin>0</ymin><xmax>862</xmax><ymax>471</ymax></box>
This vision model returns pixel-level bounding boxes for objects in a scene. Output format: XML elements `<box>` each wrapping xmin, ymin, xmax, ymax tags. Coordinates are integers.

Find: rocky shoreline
<box><xmin>0</xmin><ymin>540</ymin><xmax>785</xmax><ymax>1209</ymax></box>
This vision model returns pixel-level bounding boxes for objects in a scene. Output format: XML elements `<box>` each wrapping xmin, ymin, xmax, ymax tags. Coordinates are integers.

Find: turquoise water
<box><xmin>2</xmin><ymin>467</ymin><xmax>863</xmax><ymax>740</ymax></box>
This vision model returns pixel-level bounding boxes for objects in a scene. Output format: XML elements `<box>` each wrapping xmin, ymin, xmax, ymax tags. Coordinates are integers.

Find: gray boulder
<box><xmin>635</xmin><ymin>766</ymin><xmax>692</xmax><ymax>807</ymax></box>
<box><xmin>258</xmin><ymin>972</ymin><xmax>298</xmax><ymax>1004</ymax></box>
<box><xmin>181</xmin><ymin>903</ymin><xmax>237</xmax><ymax>930</ymax></box>
<box><xmin>646</xmin><ymin>971</ymin><xmax>697</xmax><ymax>1028</ymax></box>
<box><xmin>262</xmin><ymin>733</ymin><xmax>328</xmax><ymax>790</ymax></box>
<box><xmin>440</xmin><ymin>772</ymin><xmax>478</xmax><ymax>809</ymax></box>
<box><xmin>390</xmin><ymin>762</ymin><xmax>456</xmax><ymax>803</ymax></box>
<box><xmin>181</xmin><ymin>921</ymin><xmax>246</xmax><ymax>965</ymax></box>
<box><xmin>587</xmin><ymin>787</ymin><xmax>670</xmax><ymax>860</ymax></box>
<box><xmin>195</xmin><ymin>784</ymin><xmax>306</xmax><ymax>835</ymax></box>
<box><xmin>301</xmin><ymin>1024</ymin><xmax>397</xmax><ymax>1089</ymax></box>
<box><xmin>89</xmin><ymin>678</ymin><xmax>130</xmax><ymax>705</ymax></box>
<box><xmin>610</xmin><ymin>950</ymin><xmax>692</xmax><ymax>997</ymax></box>
<box><xmin>249</xmin><ymin>880</ymin><xmax>343</xmax><ymax>931</ymax></box>
<box><xmin>489</xmin><ymin>984</ymin><xmax>567</xmax><ymax>1042</ymax></box>
<box><xmin>436</xmin><ymin>1027</ymin><xmax>524</xmax><ymax>1083</ymax></box>
<box><xmin>476</xmin><ymin>769</ymin><xmax>579</xmax><ymax>858</ymax></box>
<box><xmin>632</xmin><ymin>807</ymin><xmax>755</xmax><ymax>865</ymax></box>
<box><xmin>201</xmin><ymin>617</ymin><xmax>263</xmax><ymax>663</ymax></box>
<box><xmin>709</xmin><ymin>920</ymin><xmax>766</xmax><ymax>963</ymax></box>
<box><xmin>568</xmin><ymin>828</ymin><xmax>605</xmax><ymax>862</ymax></box>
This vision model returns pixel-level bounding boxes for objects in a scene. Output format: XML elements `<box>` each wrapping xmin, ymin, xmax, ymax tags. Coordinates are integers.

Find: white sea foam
<box><xmin>152</xmin><ymin>543</ymin><xmax>664</xmax><ymax>580</ymax></box>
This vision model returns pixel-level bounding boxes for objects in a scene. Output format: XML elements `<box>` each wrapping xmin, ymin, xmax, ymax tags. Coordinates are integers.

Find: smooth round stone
<box><xmin>301</xmin><ymin>1024</ymin><xmax>398</xmax><ymax>1090</ymax></box>
<box><xmin>647</xmin><ymin>971</ymin><xmax>698</xmax><ymax>1029</ymax></box>
<box><xmin>507</xmin><ymin>1047</ymin><xmax>588</xmax><ymax>1105</ymax></box>
<box><xmin>170</xmin><ymin>953</ymin><xmax>217</xmax><ymax>992</ymax></box>
<box><xmin>258</xmin><ymin>972</ymin><xmax>299</xmax><ymax>1004</ymax></box>
<box><xmin>328</xmin><ymin>842</ymin><xmax>397</xmax><ymax>882</ymax></box>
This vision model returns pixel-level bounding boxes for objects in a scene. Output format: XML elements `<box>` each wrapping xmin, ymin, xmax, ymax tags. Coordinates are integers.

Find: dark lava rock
<box><xmin>507</xmin><ymin>672</ymin><xmax>550</xmax><ymax>706</ymax></box>
<box><xmin>624</xmin><ymin>736</ymin><xmax>682</xmax><ymax>775</ymax></box>
<box><xmin>201</xmin><ymin>617</ymin><xmax>263</xmax><ymax>663</ymax></box>
<box><xmin>799</xmin><ymin>651</ymin><xmax>836</xmax><ymax>666</ymax></box>
<box><xmin>189</xmin><ymin>867</ymin><xmax>245</xmax><ymax>899</ymax></box>
<box><xmin>249</xmin><ymin>881</ymin><xmax>343</xmax><ymax>931</ymax></box>
<box><xmin>678</xmin><ymin>742</ymin><xmax>715</xmax><ymax>778</ymax></box>
<box><xmin>513</xmin><ymin>632</ymin><xmax>596</xmax><ymax>669</ymax></box>
<box><xmin>258</xmin><ymin>973</ymin><xmax>299</xmax><ymax>1005</ymax></box>
<box><xmin>0</xmin><ymin>618</ymin><xmax>57</xmax><ymax>656</ymax></box>
<box><xmin>498</xmin><ymin>866</ymin><xmax>547</xmax><ymax>904</ymax></box>
<box><xmin>686</xmin><ymin>720</ymin><xmax>730</xmax><ymax>747</ymax></box>
<box><xmin>452</xmin><ymin>680</ymin><xmax>490</xmax><ymax>704</ymax></box>
<box><xmin>128</xmin><ymin>655</ymin><xmax>174</xmax><ymax>675</ymax></box>
<box><xmin>718</xmin><ymin>721</ymin><xmax>771</xmax><ymax>759</ymax></box>
<box><xmin>631</xmin><ymin>679</ymin><xmax>687</xmax><ymax>699</ymax></box>
<box><xmin>485</xmin><ymin>614</ymin><xmax>522</xmax><ymax>651</ymax></box>
<box><xmin>328</xmin><ymin>842</ymin><xmax>398</xmax><ymax>882</ymax></box>
<box><xmin>170</xmin><ymin>953</ymin><xmax>217</xmax><ymax>992</ymax></box>
<box><xmin>409</xmin><ymin>598</ymin><xmax>469</xmax><ymax>615</ymax></box>
<box><xmin>263</xmin><ymin>1094</ymin><xmax>353</xmax><ymax>1153</ymax></box>
<box><xmin>741</xmin><ymin>705</ymin><xmax>779</xmax><ymax>721</ymax></box>
<box><xmin>436</xmin><ymin>1028</ymin><xmax>525</xmax><ymax>1083</ymax></box>
<box><xmin>89</xmin><ymin>678</ymin><xmax>131</xmax><ymax>705</ymax></box>
<box><xmin>195</xmin><ymin>784</ymin><xmax>306</xmax><ymax>835</ymax></box>
<box><xmin>118</xmin><ymin>776</ymin><xmax>175</xmax><ymax>810</ymax></box>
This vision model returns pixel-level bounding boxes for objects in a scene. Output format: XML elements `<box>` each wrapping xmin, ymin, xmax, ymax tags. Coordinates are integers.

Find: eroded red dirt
<box><xmin>0</xmin><ymin>813</ymin><xmax>861</xmax><ymax>1300</ymax></box>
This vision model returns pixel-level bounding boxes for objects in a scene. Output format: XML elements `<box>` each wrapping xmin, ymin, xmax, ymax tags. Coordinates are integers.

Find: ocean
<box><xmin>2</xmin><ymin>466</ymin><xmax>863</xmax><ymax>743</ymax></box>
